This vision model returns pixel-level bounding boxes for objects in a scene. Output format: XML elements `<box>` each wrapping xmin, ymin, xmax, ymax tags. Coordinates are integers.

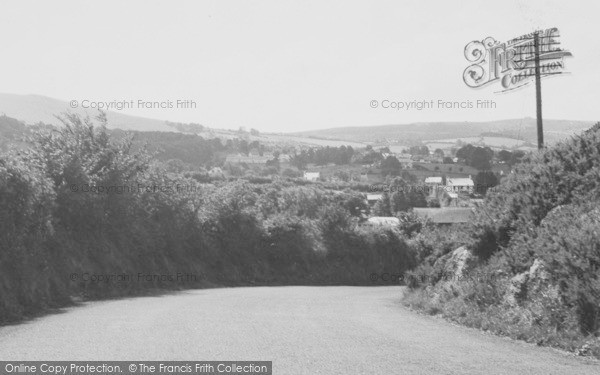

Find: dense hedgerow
<box><xmin>0</xmin><ymin>114</ymin><xmax>415</xmax><ymax>323</ymax></box>
<box><xmin>404</xmin><ymin>123</ymin><xmax>600</xmax><ymax>357</ymax></box>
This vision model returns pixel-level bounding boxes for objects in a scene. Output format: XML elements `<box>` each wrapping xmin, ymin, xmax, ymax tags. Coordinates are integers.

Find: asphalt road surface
<box><xmin>0</xmin><ymin>286</ymin><xmax>598</xmax><ymax>374</ymax></box>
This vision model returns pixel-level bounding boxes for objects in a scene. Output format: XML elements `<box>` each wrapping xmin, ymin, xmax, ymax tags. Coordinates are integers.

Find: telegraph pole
<box><xmin>534</xmin><ymin>31</ymin><xmax>544</xmax><ymax>149</ymax></box>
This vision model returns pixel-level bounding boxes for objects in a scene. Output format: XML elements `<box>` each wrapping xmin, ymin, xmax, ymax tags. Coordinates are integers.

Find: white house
<box><xmin>447</xmin><ymin>177</ymin><xmax>474</xmax><ymax>193</ymax></box>
<box><xmin>367</xmin><ymin>217</ymin><xmax>400</xmax><ymax>226</ymax></box>
<box><xmin>366</xmin><ymin>194</ymin><xmax>383</xmax><ymax>205</ymax></box>
<box><xmin>424</xmin><ymin>176</ymin><xmax>443</xmax><ymax>185</ymax></box>
<box><xmin>303</xmin><ymin>172</ymin><xmax>320</xmax><ymax>182</ymax></box>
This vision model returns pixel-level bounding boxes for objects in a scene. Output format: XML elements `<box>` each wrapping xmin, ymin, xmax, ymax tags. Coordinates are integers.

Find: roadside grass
<box><xmin>402</xmin><ymin>288</ymin><xmax>600</xmax><ymax>360</ymax></box>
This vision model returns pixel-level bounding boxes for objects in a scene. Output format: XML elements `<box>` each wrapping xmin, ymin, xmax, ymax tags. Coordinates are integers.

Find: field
<box><xmin>423</xmin><ymin>136</ymin><xmax>530</xmax><ymax>151</ymax></box>
<box><xmin>265</xmin><ymin>134</ymin><xmax>366</xmax><ymax>148</ymax></box>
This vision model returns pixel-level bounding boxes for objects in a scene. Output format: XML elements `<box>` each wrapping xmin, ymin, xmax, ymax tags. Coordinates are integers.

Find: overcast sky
<box><xmin>0</xmin><ymin>0</ymin><xmax>598</xmax><ymax>132</ymax></box>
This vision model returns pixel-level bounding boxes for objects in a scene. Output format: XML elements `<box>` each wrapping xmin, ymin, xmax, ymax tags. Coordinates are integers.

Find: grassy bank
<box><xmin>402</xmin><ymin>123</ymin><xmax>600</xmax><ymax>359</ymax></box>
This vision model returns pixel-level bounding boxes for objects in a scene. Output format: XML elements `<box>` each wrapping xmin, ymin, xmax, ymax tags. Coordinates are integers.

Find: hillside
<box><xmin>2</xmin><ymin>93</ymin><xmax>594</xmax><ymax>151</ymax></box>
<box><xmin>0</xmin><ymin>94</ymin><xmax>368</xmax><ymax>149</ymax></box>
<box><xmin>0</xmin><ymin>93</ymin><xmax>174</xmax><ymax>132</ymax></box>
<box><xmin>292</xmin><ymin>118</ymin><xmax>595</xmax><ymax>145</ymax></box>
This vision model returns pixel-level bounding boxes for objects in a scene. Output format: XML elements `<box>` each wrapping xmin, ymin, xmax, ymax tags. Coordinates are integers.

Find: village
<box><xmin>212</xmin><ymin>141</ymin><xmax>515</xmax><ymax>228</ymax></box>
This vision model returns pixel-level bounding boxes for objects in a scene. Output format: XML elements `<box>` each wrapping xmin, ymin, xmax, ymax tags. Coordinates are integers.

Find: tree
<box><xmin>498</xmin><ymin>149</ymin><xmax>512</xmax><ymax>164</ymax></box>
<box><xmin>474</xmin><ymin>171</ymin><xmax>498</xmax><ymax>194</ymax></box>
<box><xmin>456</xmin><ymin>144</ymin><xmax>476</xmax><ymax>162</ymax></box>
<box><xmin>457</xmin><ymin>144</ymin><xmax>493</xmax><ymax>170</ymax></box>
<box><xmin>381</xmin><ymin>156</ymin><xmax>402</xmax><ymax>176</ymax></box>
<box><xmin>334</xmin><ymin>170</ymin><xmax>351</xmax><ymax>182</ymax></box>
<box><xmin>239</xmin><ymin>139</ymin><xmax>250</xmax><ymax>155</ymax></box>
<box><xmin>391</xmin><ymin>191</ymin><xmax>410</xmax><ymax>213</ymax></box>
<box><xmin>373</xmin><ymin>192</ymin><xmax>392</xmax><ymax>216</ymax></box>
<box><xmin>265</xmin><ymin>157</ymin><xmax>280</xmax><ymax>171</ymax></box>
<box><xmin>361</xmin><ymin>151</ymin><xmax>383</xmax><ymax>164</ymax></box>
<box><xmin>470</xmin><ymin>147</ymin><xmax>492</xmax><ymax>170</ymax></box>
<box><xmin>290</xmin><ymin>151</ymin><xmax>308</xmax><ymax>170</ymax></box>
<box><xmin>409</xmin><ymin>145</ymin><xmax>429</xmax><ymax>156</ymax></box>
<box><xmin>434</xmin><ymin>148</ymin><xmax>445</xmax><ymax>158</ymax></box>
<box><xmin>509</xmin><ymin>150</ymin><xmax>526</xmax><ymax>166</ymax></box>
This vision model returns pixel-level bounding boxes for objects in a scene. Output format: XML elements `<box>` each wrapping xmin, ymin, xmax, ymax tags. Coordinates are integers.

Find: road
<box><xmin>0</xmin><ymin>286</ymin><xmax>598</xmax><ymax>374</ymax></box>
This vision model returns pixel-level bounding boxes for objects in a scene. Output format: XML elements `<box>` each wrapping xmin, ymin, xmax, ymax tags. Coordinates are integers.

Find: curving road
<box><xmin>0</xmin><ymin>286</ymin><xmax>598</xmax><ymax>374</ymax></box>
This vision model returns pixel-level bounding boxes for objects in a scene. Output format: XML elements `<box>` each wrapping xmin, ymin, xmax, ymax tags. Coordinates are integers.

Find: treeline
<box><xmin>0</xmin><ymin>114</ymin><xmax>415</xmax><ymax>323</ymax></box>
<box><xmin>290</xmin><ymin>146</ymin><xmax>355</xmax><ymax>169</ymax></box>
<box><xmin>456</xmin><ymin>144</ymin><xmax>525</xmax><ymax>169</ymax></box>
<box><xmin>403</xmin><ymin>123</ymin><xmax>600</xmax><ymax>358</ymax></box>
<box><xmin>0</xmin><ymin>116</ymin><xmax>274</xmax><ymax>169</ymax></box>
<box><xmin>112</xmin><ymin>130</ymin><xmax>273</xmax><ymax>168</ymax></box>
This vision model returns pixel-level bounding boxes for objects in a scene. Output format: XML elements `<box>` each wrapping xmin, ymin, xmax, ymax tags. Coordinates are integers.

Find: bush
<box><xmin>403</xmin><ymin>122</ymin><xmax>600</xmax><ymax>357</ymax></box>
<box><xmin>0</xmin><ymin>114</ymin><xmax>420</xmax><ymax>322</ymax></box>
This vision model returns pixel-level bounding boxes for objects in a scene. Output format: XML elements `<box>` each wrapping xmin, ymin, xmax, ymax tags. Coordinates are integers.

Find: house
<box><xmin>413</xmin><ymin>207</ymin><xmax>474</xmax><ymax>225</ymax></box>
<box><xmin>424</xmin><ymin>176</ymin><xmax>443</xmax><ymax>185</ymax></box>
<box><xmin>367</xmin><ymin>217</ymin><xmax>400</xmax><ymax>226</ymax></box>
<box><xmin>303</xmin><ymin>172</ymin><xmax>320</xmax><ymax>182</ymax></box>
<box><xmin>425</xmin><ymin>176</ymin><xmax>443</xmax><ymax>196</ymax></box>
<box><xmin>366</xmin><ymin>194</ymin><xmax>383</xmax><ymax>206</ymax></box>
<box><xmin>447</xmin><ymin>177</ymin><xmax>474</xmax><ymax>193</ymax></box>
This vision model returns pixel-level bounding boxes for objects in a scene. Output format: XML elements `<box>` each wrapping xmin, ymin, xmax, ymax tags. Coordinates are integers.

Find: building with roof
<box><xmin>424</xmin><ymin>176</ymin><xmax>443</xmax><ymax>186</ymax></box>
<box><xmin>366</xmin><ymin>194</ymin><xmax>383</xmax><ymax>206</ymax></box>
<box><xmin>446</xmin><ymin>177</ymin><xmax>474</xmax><ymax>193</ymax></box>
<box><xmin>303</xmin><ymin>172</ymin><xmax>321</xmax><ymax>182</ymax></box>
<box><xmin>367</xmin><ymin>217</ymin><xmax>400</xmax><ymax>226</ymax></box>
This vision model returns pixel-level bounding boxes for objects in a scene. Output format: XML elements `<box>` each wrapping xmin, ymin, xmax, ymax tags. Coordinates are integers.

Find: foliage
<box><xmin>474</xmin><ymin>171</ymin><xmax>499</xmax><ymax>194</ymax></box>
<box><xmin>0</xmin><ymin>114</ymin><xmax>416</xmax><ymax>322</ymax></box>
<box><xmin>404</xmin><ymin>122</ymin><xmax>600</xmax><ymax>358</ymax></box>
<box><xmin>456</xmin><ymin>144</ymin><xmax>494</xmax><ymax>170</ymax></box>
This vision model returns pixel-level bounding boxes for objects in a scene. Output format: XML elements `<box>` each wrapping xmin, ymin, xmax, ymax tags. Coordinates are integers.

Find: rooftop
<box><xmin>424</xmin><ymin>177</ymin><xmax>443</xmax><ymax>184</ymax></box>
<box><xmin>447</xmin><ymin>178</ymin><xmax>474</xmax><ymax>187</ymax></box>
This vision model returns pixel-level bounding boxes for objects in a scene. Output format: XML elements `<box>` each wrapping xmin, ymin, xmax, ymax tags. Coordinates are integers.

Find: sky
<box><xmin>0</xmin><ymin>0</ymin><xmax>598</xmax><ymax>132</ymax></box>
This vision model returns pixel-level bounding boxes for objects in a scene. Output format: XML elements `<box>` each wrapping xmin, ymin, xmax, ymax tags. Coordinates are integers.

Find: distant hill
<box><xmin>291</xmin><ymin>118</ymin><xmax>595</xmax><ymax>145</ymax></box>
<box><xmin>0</xmin><ymin>93</ymin><xmax>174</xmax><ymax>132</ymax></box>
<box><xmin>1</xmin><ymin>93</ymin><xmax>595</xmax><ymax>151</ymax></box>
<box><xmin>0</xmin><ymin>115</ymin><xmax>30</xmax><ymax>152</ymax></box>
